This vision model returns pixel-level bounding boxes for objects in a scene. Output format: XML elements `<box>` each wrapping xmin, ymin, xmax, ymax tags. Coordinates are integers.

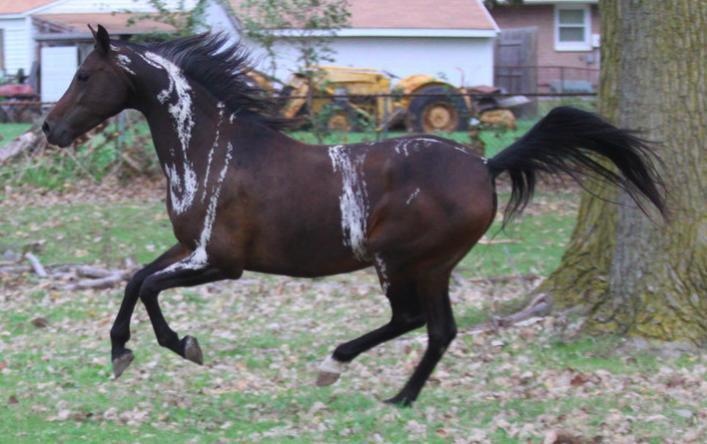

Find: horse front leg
<box><xmin>137</xmin><ymin>256</ymin><xmax>230</xmax><ymax>365</ymax></box>
<box><xmin>110</xmin><ymin>244</ymin><xmax>189</xmax><ymax>378</ymax></box>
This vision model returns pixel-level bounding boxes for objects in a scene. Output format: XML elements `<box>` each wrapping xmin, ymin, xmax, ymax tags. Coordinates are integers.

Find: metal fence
<box><xmin>495</xmin><ymin>65</ymin><xmax>600</xmax><ymax>94</ymax></box>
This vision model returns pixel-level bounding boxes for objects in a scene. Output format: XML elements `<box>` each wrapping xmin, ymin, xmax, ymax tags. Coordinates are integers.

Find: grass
<box><xmin>0</xmin><ymin>268</ymin><xmax>702</xmax><ymax>442</ymax></box>
<box><xmin>0</xmin><ymin>122</ymin><xmax>31</xmax><ymax>145</ymax></box>
<box><xmin>0</xmin><ymin>188</ymin><xmax>576</xmax><ymax>274</ymax></box>
<box><xmin>2</xmin><ymin>115</ymin><xmax>702</xmax><ymax>442</ymax></box>
<box><xmin>0</xmin><ymin>119</ymin><xmax>535</xmax><ymax>190</ymax></box>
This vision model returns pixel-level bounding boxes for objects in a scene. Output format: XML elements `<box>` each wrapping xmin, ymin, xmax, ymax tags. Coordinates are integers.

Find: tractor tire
<box><xmin>406</xmin><ymin>85</ymin><xmax>469</xmax><ymax>133</ymax></box>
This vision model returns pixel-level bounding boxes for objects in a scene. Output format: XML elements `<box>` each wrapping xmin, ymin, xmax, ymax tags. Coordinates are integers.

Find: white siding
<box><xmin>0</xmin><ymin>17</ymin><xmax>32</xmax><ymax>76</ymax></box>
<box><xmin>201</xmin><ymin>0</ymin><xmax>238</xmax><ymax>42</ymax></box>
<box><xmin>40</xmin><ymin>45</ymin><xmax>78</xmax><ymax>101</ymax></box>
<box><xmin>41</xmin><ymin>0</ymin><xmax>198</xmax><ymax>14</ymax></box>
<box><xmin>249</xmin><ymin>36</ymin><xmax>495</xmax><ymax>86</ymax></box>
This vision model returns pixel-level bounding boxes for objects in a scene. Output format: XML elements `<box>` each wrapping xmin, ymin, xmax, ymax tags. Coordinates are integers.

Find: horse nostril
<box><xmin>42</xmin><ymin>121</ymin><xmax>51</xmax><ymax>135</ymax></box>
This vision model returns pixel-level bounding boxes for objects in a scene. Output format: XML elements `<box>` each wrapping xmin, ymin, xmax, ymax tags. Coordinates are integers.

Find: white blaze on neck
<box><xmin>157</xmin><ymin>141</ymin><xmax>234</xmax><ymax>276</ymax></box>
<box><xmin>202</xmin><ymin>102</ymin><xmax>226</xmax><ymax>202</ymax></box>
<box><xmin>138</xmin><ymin>51</ymin><xmax>197</xmax><ymax>215</ymax></box>
<box><xmin>328</xmin><ymin>145</ymin><xmax>369</xmax><ymax>261</ymax></box>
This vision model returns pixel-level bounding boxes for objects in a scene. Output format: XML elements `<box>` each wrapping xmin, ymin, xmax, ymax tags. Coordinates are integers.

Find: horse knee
<box><xmin>429</xmin><ymin>325</ymin><xmax>457</xmax><ymax>350</ymax></box>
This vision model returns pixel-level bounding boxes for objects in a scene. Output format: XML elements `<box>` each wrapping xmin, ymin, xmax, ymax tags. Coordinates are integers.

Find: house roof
<box><xmin>33</xmin><ymin>13</ymin><xmax>176</xmax><ymax>34</ymax></box>
<box><xmin>0</xmin><ymin>0</ymin><xmax>57</xmax><ymax>15</ymax></box>
<box><xmin>230</xmin><ymin>0</ymin><xmax>497</xmax><ymax>31</ymax></box>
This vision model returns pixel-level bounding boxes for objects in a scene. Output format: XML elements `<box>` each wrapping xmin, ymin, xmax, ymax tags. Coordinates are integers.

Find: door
<box><xmin>40</xmin><ymin>46</ymin><xmax>78</xmax><ymax>103</ymax></box>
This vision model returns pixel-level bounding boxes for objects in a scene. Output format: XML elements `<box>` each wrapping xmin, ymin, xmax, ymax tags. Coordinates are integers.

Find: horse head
<box><xmin>43</xmin><ymin>25</ymin><xmax>133</xmax><ymax>147</ymax></box>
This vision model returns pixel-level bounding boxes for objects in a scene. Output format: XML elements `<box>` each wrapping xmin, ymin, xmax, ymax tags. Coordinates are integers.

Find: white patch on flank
<box><xmin>481</xmin><ymin>157</ymin><xmax>488</xmax><ymax>164</ymax></box>
<box><xmin>115</xmin><ymin>54</ymin><xmax>136</xmax><ymax>75</ymax></box>
<box><xmin>319</xmin><ymin>355</ymin><xmax>348</xmax><ymax>375</ymax></box>
<box><xmin>109</xmin><ymin>44</ymin><xmax>120</xmax><ymax>52</ymax></box>
<box><xmin>201</xmin><ymin>102</ymin><xmax>226</xmax><ymax>202</ymax></box>
<box><xmin>229</xmin><ymin>113</ymin><xmax>237</xmax><ymax>124</ymax></box>
<box><xmin>374</xmin><ymin>254</ymin><xmax>390</xmax><ymax>293</ymax></box>
<box><xmin>328</xmin><ymin>145</ymin><xmax>369</xmax><ymax>260</ymax></box>
<box><xmin>405</xmin><ymin>188</ymin><xmax>421</xmax><ymax>206</ymax></box>
<box><xmin>139</xmin><ymin>51</ymin><xmax>197</xmax><ymax>215</ymax></box>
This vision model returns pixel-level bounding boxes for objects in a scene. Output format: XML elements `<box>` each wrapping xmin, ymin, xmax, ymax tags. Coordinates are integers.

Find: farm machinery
<box><xmin>254</xmin><ymin>66</ymin><xmax>528</xmax><ymax>132</ymax></box>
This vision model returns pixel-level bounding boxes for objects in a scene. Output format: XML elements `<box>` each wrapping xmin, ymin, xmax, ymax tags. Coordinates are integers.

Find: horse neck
<box><xmin>132</xmin><ymin>64</ymin><xmax>233</xmax><ymax>215</ymax></box>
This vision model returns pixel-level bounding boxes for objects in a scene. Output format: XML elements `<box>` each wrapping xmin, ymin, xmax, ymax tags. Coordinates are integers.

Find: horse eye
<box><xmin>77</xmin><ymin>71</ymin><xmax>90</xmax><ymax>82</ymax></box>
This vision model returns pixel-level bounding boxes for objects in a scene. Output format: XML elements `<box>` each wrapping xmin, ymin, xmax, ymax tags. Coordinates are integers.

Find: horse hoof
<box><xmin>383</xmin><ymin>394</ymin><xmax>414</xmax><ymax>407</ymax></box>
<box><xmin>315</xmin><ymin>371</ymin><xmax>340</xmax><ymax>387</ymax></box>
<box><xmin>112</xmin><ymin>350</ymin><xmax>134</xmax><ymax>378</ymax></box>
<box><xmin>183</xmin><ymin>336</ymin><xmax>203</xmax><ymax>365</ymax></box>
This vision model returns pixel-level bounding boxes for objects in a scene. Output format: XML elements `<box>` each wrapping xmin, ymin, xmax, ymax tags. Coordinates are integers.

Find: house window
<box><xmin>554</xmin><ymin>5</ymin><xmax>591</xmax><ymax>51</ymax></box>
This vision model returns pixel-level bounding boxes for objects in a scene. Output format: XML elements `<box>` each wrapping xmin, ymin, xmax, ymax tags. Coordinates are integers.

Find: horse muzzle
<box><xmin>42</xmin><ymin>119</ymin><xmax>74</xmax><ymax>148</ymax></box>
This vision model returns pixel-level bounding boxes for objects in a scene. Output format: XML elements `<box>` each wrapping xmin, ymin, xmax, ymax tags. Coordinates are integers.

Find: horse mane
<box><xmin>142</xmin><ymin>33</ymin><xmax>290</xmax><ymax>130</ymax></box>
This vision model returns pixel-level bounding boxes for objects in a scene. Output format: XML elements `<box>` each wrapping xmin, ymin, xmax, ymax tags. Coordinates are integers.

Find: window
<box><xmin>554</xmin><ymin>5</ymin><xmax>592</xmax><ymax>51</ymax></box>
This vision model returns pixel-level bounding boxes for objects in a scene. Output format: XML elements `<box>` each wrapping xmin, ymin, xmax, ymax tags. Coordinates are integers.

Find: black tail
<box><xmin>487</xmin><ymin>106</ymin><xmax>666</xmax><ymax>224</ymax></box>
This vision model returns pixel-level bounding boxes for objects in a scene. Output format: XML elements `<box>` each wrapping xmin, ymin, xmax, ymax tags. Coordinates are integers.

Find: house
<box><xmin>488</xmin><ymin>0</ymin><xmax>600</xmax><ymax>93</ymax></box>
<box><xmin>2</xmin><ymin>0</ymin><xmax>499</xmax><ymax>103</ymax></box>
<box><xmin>0</xmin><ymin>0</ymin><xmax>191</xmax><ymax>101</ymax></box>
<box><xmin>0</xmin><ymin>0</ymin><xmax>57</xmax><ymax>78</ymax></box>
<box><xmin>211</xmin><ymin>0</ymin><xmax>500</xmax><ymax>86</ymax></box>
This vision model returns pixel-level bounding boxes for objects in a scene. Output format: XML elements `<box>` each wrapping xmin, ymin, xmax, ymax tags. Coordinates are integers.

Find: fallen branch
<box><xmin>0</xmin><ymin>130</ymin><xmax>42</xmax><ymax>164</ymax></box>
<box><xmin>62</xmin><ymin>273</ymin><xmax>126</xmax><ymax>291</ymax></box>
<box><xmin>0</xmin><ymin>258</ymin><xmax>137</xmax><ymax>290</ymax></box>
<box><xmin>491</xmin><ymin>293</ymin><xmax>552</xmax><ymax>328</ymax></box>
<box><xmin>24</xmin><ymin>252</ymin><xmax>47</xmax><ymax>278</ymax></box>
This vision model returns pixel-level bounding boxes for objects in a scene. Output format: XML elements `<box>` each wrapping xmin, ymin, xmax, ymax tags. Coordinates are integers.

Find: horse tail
<box><xmin>486</xmin><ymin>106</ymin><xmax>666</xmax><ymax>225</ymax></box>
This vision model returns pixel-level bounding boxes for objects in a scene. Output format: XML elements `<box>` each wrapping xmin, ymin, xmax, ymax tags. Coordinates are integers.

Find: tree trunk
<box><xmin>538</xmin><ymin>0</ymin><xmax>706</xmax><ymax>345</ymax></box>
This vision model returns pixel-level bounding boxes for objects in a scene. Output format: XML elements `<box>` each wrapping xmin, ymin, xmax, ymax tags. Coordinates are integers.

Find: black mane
<box><xmin>141</xmin><ymin>33</ymin><xmax>289</xmax><ymax>130</ymax></box>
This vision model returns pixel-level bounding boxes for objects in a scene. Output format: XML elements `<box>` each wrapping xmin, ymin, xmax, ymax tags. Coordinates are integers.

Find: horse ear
<box><xmin>90</xmin><ymin>24</ymin><xmax>111</xmax><ymax>56</ymax></box>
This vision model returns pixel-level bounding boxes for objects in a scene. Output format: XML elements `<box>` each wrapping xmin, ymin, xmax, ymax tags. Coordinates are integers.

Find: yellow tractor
<box><xmin>275</xmin><ymin>66</ymin><xmax>475</xmax><ymax>133</ymax></box>
<box><xmin>248</xmin><ymin>66</ymin><xmax>527</xmax><ymax>133</ymax></box>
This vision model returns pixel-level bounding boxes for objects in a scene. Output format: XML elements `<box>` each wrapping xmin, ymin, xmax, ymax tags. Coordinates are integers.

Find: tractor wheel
<box><xmin>406</xmin><ymin>85</ymin><xmax>469</xmax><ymax>133</ymax></box>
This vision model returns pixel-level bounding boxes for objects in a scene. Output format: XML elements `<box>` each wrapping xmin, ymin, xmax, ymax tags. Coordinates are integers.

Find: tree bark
<box><xmin>538</xmin><ymin>0</ymin><xmax>706</xmax><ymax>345</ymax></box>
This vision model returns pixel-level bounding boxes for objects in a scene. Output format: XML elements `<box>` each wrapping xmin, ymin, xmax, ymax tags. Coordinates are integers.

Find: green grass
<box><xmin>0</xmin><ymin>187</ymin><xmax>576</xmax><ymax>273</ymax></box>
<box><xmin>289</xmin><ymin>119</ymin><xmax>536</xmax><ymax>158</ymax></box>
<box><xmin>0</xmin><ymin>201</ymin><xmax>174</xmax><ymax>265</ymax></box>
<box><xmin>0</xmin><ymin>119</ymin><xmax>534</xmax><ymax>190</ymax></box>
<box><xmin>458</xmin><ymin>190</ymin><xmax>578</xmax><ymax>278</ymax></box>
<box><xmin>0</xmin><ymin>122</ymin><xmax>31</xmax><ymax>146</ymax></box>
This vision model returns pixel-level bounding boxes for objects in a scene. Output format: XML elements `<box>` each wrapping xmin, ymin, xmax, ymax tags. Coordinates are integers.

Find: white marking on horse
<box><xmin>374</xmin><ymin>254</ymin><xmax>390</xmax><ymax>293</ymax></box>
<box><xmin>201</xmin><ymin>102</ymin><xmax>225</xmax><ymax>202</ymax></box>
<box><xmin>394</xmin><ymin>139</ymin><xmax>413</xmax><ymax>156</ymax></box>
<box><xmin>158</xmin><ymin>142</ymin><xmax>234</xmax><ymax>275</ymax></box>
<box><xmin>405</xmin><ymin>188</ymin><xmax>421</xmax><ymax>206</ymax></box>
<box><xmin>138</xmin><ymin>51</ymin><xmax>197</xmax><ymax>215</ymax></box>
<box><xmin>328</xmin><ymin>145</ymin><xmax>369</xmax><ymax>260</ymax></box>
<box><xmin>115</xmin><ymin>54</ymin><xmax>136</xmax><ymax>75</ymax></box>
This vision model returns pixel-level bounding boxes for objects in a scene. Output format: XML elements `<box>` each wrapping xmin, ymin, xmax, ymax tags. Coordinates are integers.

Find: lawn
<box><xmin>0</xmin><ymin>119</ymin><xmax>535</xmax><ymax>189</ymax></box>
<box><xmin>1</xmin><ymin>119</ymin><xmax>704</xmax><ymax>443</ymax></box>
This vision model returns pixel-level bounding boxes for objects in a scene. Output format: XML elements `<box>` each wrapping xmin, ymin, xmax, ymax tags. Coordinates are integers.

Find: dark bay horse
<box><xmin>43</xmin><ymin>26</ymin><xmax>665</xmax><ymax>406</ymax></box>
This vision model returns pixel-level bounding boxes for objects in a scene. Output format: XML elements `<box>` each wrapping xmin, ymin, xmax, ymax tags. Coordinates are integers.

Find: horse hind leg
<box><xmin>385</xmin><ymin>271</ymin><xmax>456</xmax><ymax>407</ymax></box>
<box><xmin>316</xmin><ymin>273</ymin><xmax>425</xmax><ymax>387</ymax></box>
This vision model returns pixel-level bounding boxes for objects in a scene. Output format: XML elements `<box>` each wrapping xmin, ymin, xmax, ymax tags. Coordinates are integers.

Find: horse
<box><xmin>43</xmin><ymin>25</ymin><xmax>665</xmax><ymax>406</ymax></box>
